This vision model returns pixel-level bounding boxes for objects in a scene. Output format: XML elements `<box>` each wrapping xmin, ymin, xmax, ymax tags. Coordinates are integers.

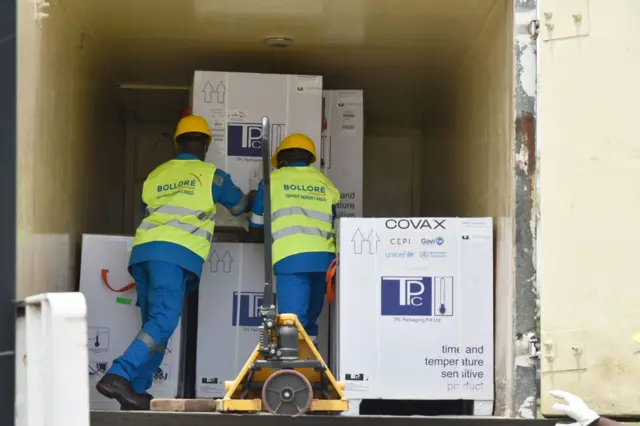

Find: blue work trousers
<box><xmin>275</xmin><ymin>272</ymin><xmax>326</xmax><ymax>338</ymax></box>
<box><xmin>108</xmin><ymin>260</ymin><xmax>187</xmax><ymax>394</ymax></box>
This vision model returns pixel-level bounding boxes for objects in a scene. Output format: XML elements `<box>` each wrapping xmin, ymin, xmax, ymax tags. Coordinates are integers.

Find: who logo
<box><xmin>227</xmin><ymin>123</ymin><xmax>284</xmax><ymax>158</ymax></box>
<box><xmin>380</xmin><ymin>276</ymin><xmax>433</xmax><ymax>316</ymax></box>
<box><xmin>232</xmin><ymin>291</ymin><xmax>276</xmax><ymax>327</ymax></box>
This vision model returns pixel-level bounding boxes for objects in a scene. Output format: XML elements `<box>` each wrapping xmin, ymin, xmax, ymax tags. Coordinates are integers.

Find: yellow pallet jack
<box><xmin>218</xmin><ymin>117</ymin><xmax>348</xmax><ymax>416</ymax></box>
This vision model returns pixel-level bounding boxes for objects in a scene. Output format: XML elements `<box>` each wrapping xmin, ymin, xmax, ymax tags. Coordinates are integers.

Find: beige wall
<box><xmin>17</xmin><ymin>0</ymin><xmax>125</xmax><ymax>298</ymax></box>
<box><xmin>427</xmin><ymin>0</ymin><xmax>515</xmax><ymax>414</ymax></box>
<box><xmin>538</xmin><ymin>0</ymin><xmax>640</xmax><ymax>415</ymax></box>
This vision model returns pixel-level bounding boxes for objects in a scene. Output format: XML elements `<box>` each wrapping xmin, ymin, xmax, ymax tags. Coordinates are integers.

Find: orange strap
<box><xmin>100</xmin><ymin>269</ymin><xmax>135</xmax><ymax>293</ymax></box>
<box><xmin>326</xmin><ymin>258</ymin><xmax>338</xmax><ymax>303</ymax></box>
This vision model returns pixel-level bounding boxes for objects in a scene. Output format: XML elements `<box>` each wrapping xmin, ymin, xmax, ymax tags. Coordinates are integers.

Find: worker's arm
<box><xmin>332</xmin><ymin>204</ymin><xmax>337</xmax><ymax>228</ymax></box>
<box><xmin>141</xmin><ymin>201</ymin><xmax>147</xmax><ymax>216</ymax></box>
<box><xmin>550</xmin><ymin>391</ymin><xmax>614</xmax><ymax>426</ymax></box>
<box><xmin>248</xmin><ymin>180</ymin><xmax>265</xmax><ymax>243</ymax></box>
<box><xmin>212</xmin><ymin>169</ymin><xmax>251</xmax><ymax>216</ymax></box>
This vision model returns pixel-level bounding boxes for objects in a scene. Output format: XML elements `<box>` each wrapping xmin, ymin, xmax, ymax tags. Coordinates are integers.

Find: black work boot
<box><xmin>96</xmin><ymin>373</ymin><xmax>151</xmax><ymax>411</ymax></box>
<box><xmin>120</xmin><ymin>392</ymin><xmax>153</xmax><ymax>411</ymax></box>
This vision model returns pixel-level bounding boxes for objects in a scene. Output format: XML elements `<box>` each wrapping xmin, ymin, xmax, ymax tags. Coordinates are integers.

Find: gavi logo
<box><xmin>381</xmin><ymin>276</ymin><xmax>433</xmax><ymax>316</ymax></box>
<box><xmin>227</xmin><ymin>123</ymin><xmax>284</xmax><ymax>158</ymax></box>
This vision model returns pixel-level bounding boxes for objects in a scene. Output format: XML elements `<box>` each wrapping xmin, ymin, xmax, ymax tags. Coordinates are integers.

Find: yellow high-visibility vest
<box><xmin>270</xmin><ymin>166</ymin><xmax>340</xmax><ymax>265</ymax></box>
<box><xmin>134</xmin><ymin>159</ymin><xmax>217</xmax><ymax>260</ymax></box>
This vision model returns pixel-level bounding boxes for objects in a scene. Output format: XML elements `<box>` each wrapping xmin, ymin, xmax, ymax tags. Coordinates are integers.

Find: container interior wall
<box><xmin>419</xmin><ymin>1</ymin><xmax>514</xmax><ymax>413</ymax></box>
<box><xmin>17</xmin><ymin>0</ymin><xmax>517</xmax><ymax>410</ymax></box>
<box><xmin>16</xmin><ymin>0</ymin><xmax>126</xmax><ymax>298</ymax></box>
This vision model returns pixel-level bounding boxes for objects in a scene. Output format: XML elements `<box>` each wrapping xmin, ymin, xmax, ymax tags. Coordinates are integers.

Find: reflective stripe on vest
<box><xmin>272</xmin><ymin>206</ymin><xmax>332</xmax><ymax>223</ymax></box>
<box><xmin>271</xmin><ymin>206</ymin><xmax>335</xmax><ymax>242</ymax></box>
<box><xmin>146</xmin><ymin>205</ymin><xmax>217</xmax><ymax>222</ymax></box>
<box><xmin>138</xmin><ymin>219</ymin><xmax>213</xmax><ymax>242</ymax></box>
<box><xmin>269</xmin><ymin>166</ymin><xmax>340</xmax><ymax>265</ymax></box>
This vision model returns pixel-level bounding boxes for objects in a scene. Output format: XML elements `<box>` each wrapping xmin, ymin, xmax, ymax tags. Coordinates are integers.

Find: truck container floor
<box><xmin>90</xmin><ymin>411</ymin><xmax>558</xmax><ymax>426</ymax></box>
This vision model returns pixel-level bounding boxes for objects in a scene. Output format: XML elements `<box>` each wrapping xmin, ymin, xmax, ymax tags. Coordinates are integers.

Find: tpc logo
<box><xmin>227</xmin><ymin>123</ymin><xmax>284</xmax><ymax>158</ymax></box>
<box><xmin>381</xmin><ymin>277</ymin><xmax>433</xmax><ymax>316</ymax></box>
<box><xmin>232</xmin><ymin>291</ymin><xmax>264</xmax><ymax>327</ymax></box>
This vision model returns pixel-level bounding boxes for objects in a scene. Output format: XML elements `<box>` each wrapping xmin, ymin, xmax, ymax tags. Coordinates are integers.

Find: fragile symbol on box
<box><xmin>88</xmin><ymin>361</ymin><xmax>108</xmax><ymax>377</ymax></box>
<box><xmin>227</xmin><ymin>123</ymin><xmax>284</xmax><ymax>158</ymax></box>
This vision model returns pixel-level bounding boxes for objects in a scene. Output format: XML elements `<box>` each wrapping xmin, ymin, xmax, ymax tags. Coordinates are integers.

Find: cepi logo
<box><xmin>227</xmin><ymin>123</ymin><xmax>284</xmax><ymax>158</ymax></box>
<box><xmin>385</xmin><ymin>250</ymin><xmax>415</xmax><ymax>259</ymax></box>
<box><xmin>232</xmin><ymin>291</ymin><xmax>274</xmax><ymax>327</ymax></box>
<box><xmin>389</xmin><ymin>237</ymin><xmax>411</xmax><ymax>245</ymax></box>
<box><xmin>421</xmin><ymin>236</ymin><xmax>444</xmax><ymax>246</ymax></box>
<box><xmin>381</xmin><ymin>276</ymin><xmax>433</xmax><ymax>316</ymax></box>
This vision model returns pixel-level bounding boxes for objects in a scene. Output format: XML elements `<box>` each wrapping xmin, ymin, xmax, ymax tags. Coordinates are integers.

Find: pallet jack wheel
<box><xmin>261</xmin><ymin>370</ymin><xmax>313</xmax><ymax>416</ymax></box>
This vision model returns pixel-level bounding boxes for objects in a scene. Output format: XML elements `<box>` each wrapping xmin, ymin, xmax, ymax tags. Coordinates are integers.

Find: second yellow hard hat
<box><xmin>271</xmin><ymin>133</ymin><xmax>317</xmax><ymax>167</ymax></box>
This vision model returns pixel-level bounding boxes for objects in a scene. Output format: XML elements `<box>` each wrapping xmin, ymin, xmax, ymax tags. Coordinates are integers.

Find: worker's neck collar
<box><xmin>282</xmin><ymin>161</ymin><xmax>308</xmax><ymax>167</ymax></box>
<box><xmin>175</xmin><ymin>153</ymin><xmax>201</xmax><ymax>160</ymax></box>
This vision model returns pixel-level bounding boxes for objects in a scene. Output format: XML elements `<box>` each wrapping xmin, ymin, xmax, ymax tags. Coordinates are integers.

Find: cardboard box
<box><xmin>334</xmin><ymin>218</ymin><xmax>494</xmax><ymax>401</ymax></box>
<box><xmin>79</xmin><ymin>234</ymin><xmax>182</xmax><ymax>410</ymax></box>
<box><xmin>321</xmin><ymin>91</ymin><xmax>364</xmax><ymax>218</ymax></box>
<box><xmin>196</xmin><ymin>242</ymin><xmax>331</xmax><ymax>398</ymax></box>
<box><xmin>191</xmin><ymin>71</ymin><xmax>323</xmax><ymax>228</ymax></box>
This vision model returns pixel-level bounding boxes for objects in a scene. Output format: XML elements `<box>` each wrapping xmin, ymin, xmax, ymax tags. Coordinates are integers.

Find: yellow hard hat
<box><xmin>633</xmin><ymin>332</ymin><xmax>640</xmax><ymax>344</ymax></box>
<box><xmin>174</xmin><ymin>115</ymin><xmax>212</xmax><ymax>145</ymax></box>
<box><xmin>271</xmin><ymin>133</ymin><xmax>317</xmax><ymax>167</ymax></box>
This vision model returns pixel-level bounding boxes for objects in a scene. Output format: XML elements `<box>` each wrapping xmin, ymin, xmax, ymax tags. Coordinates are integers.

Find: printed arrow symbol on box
<box><xmin>209</xmin><ymin>249</ymin><xmax>221</xmax><ymax>272</ymax></box>
<box><xmin>221</xmin><ymin>250</ymin><xmax>234</xmax><ymax>273</ymax></box>
<box><xmin>202</xmin><ymin>81</ymin><xmax>214</xmax><ymax>103</ymax></box>
<box><xmin>351</xmin><ymin>228</ymin><xmax>365</xmax><ymax>254</ymax></box>
<box><xmin>365</xmin><ymin>229</ymin><xmax>380</xmax><ymax>254</ymax></box>
<box><xmin>215</xmin><ymin>81</ymin><xmax>226</xmax><ymax>104</ymax></box>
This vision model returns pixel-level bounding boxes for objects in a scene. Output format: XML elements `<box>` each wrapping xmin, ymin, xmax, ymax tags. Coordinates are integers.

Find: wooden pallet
<box><xmin>150</xmin><ymin>398</ymin><xmax>219</xmax><ymax>413</ymax></box>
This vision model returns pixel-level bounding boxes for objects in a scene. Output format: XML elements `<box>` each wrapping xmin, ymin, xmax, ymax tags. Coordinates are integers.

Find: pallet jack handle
<box><xmin>260</xmin><ymin>116</ymin><xmax>275</xmax><ymax>309</ymax></box>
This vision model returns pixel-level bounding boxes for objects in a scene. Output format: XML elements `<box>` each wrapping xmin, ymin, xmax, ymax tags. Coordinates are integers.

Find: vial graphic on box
<box><xmin>433</xmin><ymin>276</ymin><xmax>454</xmax><ymax>317</ymax></box>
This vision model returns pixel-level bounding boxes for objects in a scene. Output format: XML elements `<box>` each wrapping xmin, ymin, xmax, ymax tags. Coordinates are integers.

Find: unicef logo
<box><xmin>435</xmin><ymin>237</ymin><xmax>444</xmax><ymax>246</ymax></box>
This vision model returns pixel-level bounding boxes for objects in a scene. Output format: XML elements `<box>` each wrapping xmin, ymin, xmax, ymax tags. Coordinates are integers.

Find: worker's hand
<box><xmin>550</xmin><ymin>390</ymin><xmax>600</xmax><ymax>426</ymax></box>
<box><xmin>247</xmin><ymin>189</ymin><xmax>258</xmax><ymax>213</ymax></box>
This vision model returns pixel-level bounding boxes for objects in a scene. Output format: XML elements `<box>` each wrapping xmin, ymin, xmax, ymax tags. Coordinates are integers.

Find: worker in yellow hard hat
<box><xmin>96</xmin><ymin>115</ymin><xmax>254</xmax><ymax>410</ymax></box>
<box><xmin>249</xmin><ymin>133</ymin><xmax>340</xmax><ymax>346</ymax></box>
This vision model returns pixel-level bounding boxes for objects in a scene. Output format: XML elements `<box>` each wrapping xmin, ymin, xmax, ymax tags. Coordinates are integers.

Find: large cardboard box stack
<box><xmin>191</xmin><ymin>71</ymin><xmax>324</xmax><ymax>228</ymax></box>
<box><xmin>79</xmin><ymin>234</ymin><xmax>182</xmax><ymax>410</ymax></box>
<box><xmin>321</xmin><ymin>91</ymin><xmax>364</xmax><ymax>218</ymax></box>
<box><xmin>334</xmin><ymin>217</ymin><xmax>494</xmax><ymax>404</ymax></box>
<box><xmin>195</xmin><ymin>242</ymin><xmax>330</xmax><ymax>398</ymax></box>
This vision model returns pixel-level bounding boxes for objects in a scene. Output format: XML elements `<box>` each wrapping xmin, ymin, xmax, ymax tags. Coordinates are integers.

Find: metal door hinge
<box><xmin>35</xmin><ymin>0</ymin><xmax>50</xmax><ymax>29</ymax></box>
<box><xmin>528</xmin><ymin>20</ymin><xmax>540</xmax><ymax>40</ymax></box>
<box><xmin>528</xmin><ymin>334</ymin><xmax>541</xmax><ymax>361</ymax></box>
